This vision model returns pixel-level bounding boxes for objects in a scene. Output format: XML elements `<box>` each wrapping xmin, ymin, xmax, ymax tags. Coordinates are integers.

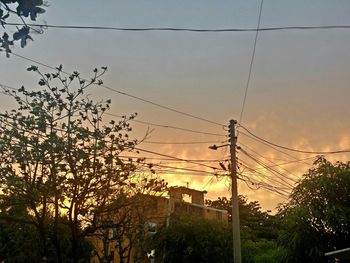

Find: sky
<box><xmin>1</xmin><ymin>0</ymin><xmax>350</xmax><ymax>211</ymax></box>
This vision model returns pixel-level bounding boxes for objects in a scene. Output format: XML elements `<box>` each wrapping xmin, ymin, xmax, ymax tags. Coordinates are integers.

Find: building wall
<box><xmin>90</xmin><ymin>187</ymin><xmax>228</xmax><ymax>263</ymax></box>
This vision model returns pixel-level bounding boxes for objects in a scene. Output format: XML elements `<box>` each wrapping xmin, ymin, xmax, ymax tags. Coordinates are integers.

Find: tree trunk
<box><xmin>53</xmin><ymin>194</ymin><xmax>62</xmax><ymax>263</ymax></box>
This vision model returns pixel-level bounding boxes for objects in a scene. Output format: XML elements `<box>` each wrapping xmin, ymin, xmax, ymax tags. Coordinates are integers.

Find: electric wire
<box><xmin>137</xmin><ymin>162</ymin><xmax>226</xmax><ymax>176</ymax></box>
<box><xmin>5</xmin><ymin>22</ymin><xmax>350</xmax><ymax>32</ymax></box>
<box><xmin>105</xmin><ymin>113</ymin><xmax>225</xmax><ymax>137</ymax></box>
<box><xmin>7</xmin><ymin>51</ymin><xmax>225</xmax><ymax>127</ymax></box>
<box><xmin>240</xmin><ymin>148</ymin><xmax>297</xmax><ymax>186</ymax></box>
<box><xmin>239</xmin><ymin>175</ymin><xmax>289</xmax><ymax>199</ymax></box>
<box><xmin>239</xmin><ymin>0</ymin><xmax>263</xmax><ymax>123</ymax></box>
<box><xmin>239</xmin><ymin>159</ymin><xmax>293</xmax><ymax>193</ymax></box>
<box><xmin>239</xmin><ymin>171</ymin><xmax>290</xmax><ymax>195</ymax></box>
<box><xmin>240</xmin><ymin>156</ymin><xmax>314</xmax><ymax>171</ymax></box>
<box><xmin>238</xmin><ymin>159</ymin><xmax>289</xmax><ymax>192</ymax></box>
<box><xmin>239</xmin><ymin>125</ymin><xmax>350</xmax><ymax>155</ymax></box>
<box><xmin>142</xmin><ymin>140</ymin><xmax>224</xmax><ymax>145</ymax></box>
<box><xmin>239</xmin><ymin>131</ymin><xmax>312</xmax><ymax>164</ymax></box>
<box><xmin>239</xmin><ymin>173</ymin><xmax>291</xmax><ymax>199</ymax></box>
<box><xmin>201</xmin><ymin>175</ymin><xmax>217</xmax><ymax>191</ymax></box>
<box><xmin>118</xmin><ymin>155</ymin><xmax>228</xmax><ymax>163</ymax></box>
<box><xmin>238</xmin><ymin>141</ymin><xmax>300</xmax><ymax>181</ymax></box>
<box><xmin>239</xmin><ymin>150</ymin><xmax>296</xmax><ymax>189</ymax></box>
<box><xmin>0</xmin><ymin>85</ymin><xmax>226</xmax><ymax>137</ymax></box>
<box><xmin>133</xmin><ymin>147</ymin><xmax>222</xmax><ymax>170</ymax></box>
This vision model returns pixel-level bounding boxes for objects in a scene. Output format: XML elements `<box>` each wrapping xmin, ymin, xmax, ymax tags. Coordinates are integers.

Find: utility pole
<box><xmin>229</xmin><ymin>119</ymin><xmax>241</xmax><ymax>263</ymax></box>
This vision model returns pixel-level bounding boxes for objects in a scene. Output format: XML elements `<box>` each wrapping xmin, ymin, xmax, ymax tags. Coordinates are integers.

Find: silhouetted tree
<box><xmin>0</xmin><ymin>202</ymin><xmax>91</xmax><ymax>262</ymax></box>
<box><xmin>277</xmin><ymin>157</ymin><xmax>350</xmax><ymax>263</ymax></box>
<box><xmin>154</xmin><ymin>214</ymin><xmax>232</xmax><ymax>263</ymax></box>
<box><xmin>206</xmin><ymin>195</ymin><xmax>278</xmax><ymax>240</ymax></box>
<box><xmin>91</xmin><ymin>174</ymin><xmax>168</xmax><ymax>263</ymax></box>
<box><xmin>206</xmin><ymin>196</ymin><xmax>282</xmax><ymax>263</ymax></box>
<box><xmin>0</xmin><ymin>65</ymin><xmax>141</xmax><ymax>262</ymax></box>
<box><xmin>0</xmin><ymin>0</ymin><xmax>47</xmax><ymax>57</ymax></box>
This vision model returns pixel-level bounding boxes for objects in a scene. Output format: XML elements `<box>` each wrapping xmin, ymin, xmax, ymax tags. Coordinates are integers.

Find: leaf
<box><xmin>56</xmin><ymin>64</ymin><xmax>63</xmax><ymax>71</ymax></box>
<box><xmin>27</xmin><ymin>65</ymin><xmax>38</xmax><ymax>71</ymax></box>
<box><xmin>38</xmin><ymin>79</ymin><xmax>45</xmax><ymax>86</ymax></box>
<box><xmin>13</xmin><ymin>26</ymin><xmax>32</xmax><ymax>48</ymax></box>
<box><xmin>1</xmin><ymin>32</ymin><xmax>14</xmax><ymax>57</ymax></box>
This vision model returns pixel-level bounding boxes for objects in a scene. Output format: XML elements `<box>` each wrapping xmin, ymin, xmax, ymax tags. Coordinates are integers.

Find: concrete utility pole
<box><xmin>229</xmin><ymin>119</ymin><xmax>241</xmax><ymax>263</ymax></box>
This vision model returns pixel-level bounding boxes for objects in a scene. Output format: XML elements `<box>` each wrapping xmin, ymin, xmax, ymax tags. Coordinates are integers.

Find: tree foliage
<box><xmin>0</xmin><ymin>205</ymin><xmax>91</xmax><ymax>262</ymax></box>
<box><xmin>206</xmin><ymin>195</ymin><xmax>278</xmax><ymax>240</ymax></box>
<box><xmin>277</xmin><ymin>157</ymin><xmax>350</xmax><ymax>263</ymax></box>
<box><xmin>91</xmin><ymin>174</ymin><xmax>168</xmax><ymax>263</ymax></box>
<box><xmin>206</xmin><ymin>196</ymin><xmax>281</xmax><ymax>262</ymax></box>
<box><xmin>154</xmin><ymin>214</ymin><xmax>232</xmax><ymax>263</ymax></box>
<box><xmin>0</xmin><ymin>0</ymin><xmax>46</xmax><ymax>57</ymax></box>
<box><xmin>0</xmin><ymin>65</ymin><xmax>152</xmax><ymax>262</ymax></box>
<box><xmin>242</xmin><ymin>239</ymin><xmax>283</xmax><ymax>263</ymax></box>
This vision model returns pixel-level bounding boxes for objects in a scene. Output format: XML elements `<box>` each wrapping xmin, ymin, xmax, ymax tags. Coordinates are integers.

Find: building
<box><xmin>90</xmin><ymin>186</ymin><xmax>228</xmax><ymax>263</ymax></box>
<box><xmin>169</xmin><ymin>186</ymin><xmax>228</xmax><ymax>223</ymax></box>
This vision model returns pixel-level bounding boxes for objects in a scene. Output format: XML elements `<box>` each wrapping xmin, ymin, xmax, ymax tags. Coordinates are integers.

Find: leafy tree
<box><xmin>0</xmin><ymin>200</ymin><xmax>43</xmax><ymax>262</ymax></box>
<box><xmin>154</xmin><ymin>214</ymin><xmax>232</xmax><ymax>263</ymax></box>
<box><xmin>206</xmin><ymin>196</ymin><xmax>278</xmax><ymax>240</ymax></box>
<box><xmin>0</xmin><ymin>204</ymin><xmax>91</xmax><ymax>262</ymax></box>
<box><xmin>277</xmin><ymin>157</ymin><xmax>350</xmax><ymax>263</ymax></box>
<box><xmin>91</xmin><ymin>174</ymin><xmax>168</xmax><ymax>263</ymax></box>
<box><xmin>0</xmin><ymin>65</ymin><xmax>141</xmax><ymax>262</ymax></box>
<box><xmin>206</xmin><ymin>196</ymin><xmax>282</xmax><ymax>263</ymax></box>
<box><xmin>242</xmin><ymin>239</ymin><xmax>283</xmax><ymax>263</ymax></box>
<box><xmin>0</xmin><ymin>0</ymin><xmax>46</xmax><ymax>57</ymax></box>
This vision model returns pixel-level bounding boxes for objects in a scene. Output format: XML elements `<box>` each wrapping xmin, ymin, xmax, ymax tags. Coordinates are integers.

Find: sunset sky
<box><xmin>1</xmin><ymin>0</ymin><xmax>350</xmax><ymax>211</ymax></box>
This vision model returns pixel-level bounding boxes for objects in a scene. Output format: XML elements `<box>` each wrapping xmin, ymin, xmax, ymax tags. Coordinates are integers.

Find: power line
<box><xmin>239</xmin><ymin>175</ymin><xmax>289</xmax><ymax>199</ymax></box>
<box><xmin>239</xmin><ymin>172</ymin><xmax>290</xmax><ymax>194</ymax></box>
<box><xmin>156</xmin><ymin>170</ymin><xmax>214</xmax><ymax>176</ymax></box>
<box><xmin>0</xmin><ymin>84</ymin><xmax>17</xmax><ymax>91</ymax></box>
<box><xmin>145</xmin><ymin>163</ymin><xmax>226</xmax><ymax>176</ymax></box>
<box><xmin>7</xmin><ymin>51</ymin><xmax>225</xmax><ymax>127</ymax></box>
<box><xmin>239</xmin><ymin>131</ymin><xmax>312</xmax><ymax>164</ymax></box>
<box><xmin>240</xmin><ymin>148</ymin><xmax>297</xmax><ymax>186</ymax></box>
<box><xmin>238</xmin><ymin>167</ymin><xmax>291</xmax><ymax>196</ymax></box>
<box><xmin>239</xmin><ymin>150</ymin><xmax>296</xmax><ymax>188</ymax></box>
<box><xmin>133</xmin><ymin>147</ymin><xmax>222</xmax><ymax>170</ymax></box>
<box><xmin>5</xmin><ymin>22</ymin><xmax>350</xmax><ymax>32</ymax></box>
<box><xmin>121</xmin><ymin>157</ymin><xmax>224</xmax><ymax>170</ymax></box>
<box><xmin>238</xmin><ymin>141</ymin><xmax>299</xmax><ymax>179</ymax></box>
<box><xmin>239</xmin><ymin>125</ymin><xmax>350</xmax><ymax>155</ymax></box>
<box><xmin>238</xmin><ymin>165</ymin><xmax>292</xmax><ymax>199</ymax></box>
<box><xmin>239</xmin><ymin>141</ymin><xmax>315</xmax><ymax>165</ymax></box>
<box><xmin>239</xmin><ymin>155</ymin><xmax>314</xmax><ymax>171</ymax></box>
<box><xmin>105</xmin><ymin>113</ymin><xmax>225</xmax><ymax>137</ymax></box>
<box><xmin>239</xmin><ymin>0</ymin><xmax>263</xmax><ymax>123</ymax></box>
<box><xmin>118</xmin><ymin>155</ymin><xmax>228</xmax><ymax>163</ymax></box>
<box><xmin>101</xmin><ymin>84</ymin><xmax>224</xmax><ymax>127</ymax></box>
<box><xmin>201</xmin><ymin>175</ymin><xmax>217</xmax><ymax>191</ymax></box>
<box><xmin>143</xmin><ymin>140</ymin><xmax>224</xmax><ymax>145</ymax></box>
<box><xmin>0</xmin><ymin>86</ymin><xmax>225</xmax><ymax>137</ymax></box>
<box><xmin>239</xmin><ymin>160</ymin><xmax>294</xmax><ymax>192</ymax></box>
